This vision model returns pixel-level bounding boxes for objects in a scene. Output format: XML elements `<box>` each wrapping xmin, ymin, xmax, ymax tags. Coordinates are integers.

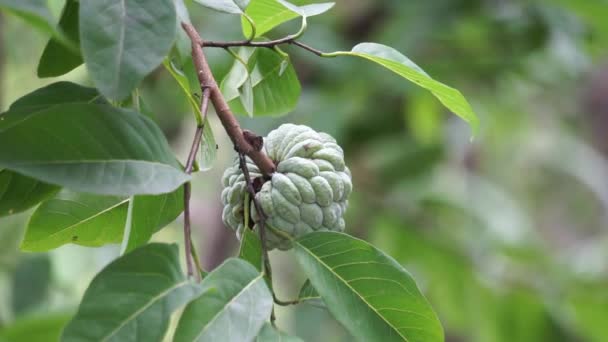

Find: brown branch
<box><xmin>183</xmin><ymin>87</ymin><xmax>211</xmax><ymax>281</ymax></box>
<box><xmin>182</xmin><ymin>23</ymin><xmax>276</xmax><ymax>177</ymax></box>
<box><xmin>201</xmin><ymin>37</ymin><xmax>327</xmax><ymax>57</ymax></box>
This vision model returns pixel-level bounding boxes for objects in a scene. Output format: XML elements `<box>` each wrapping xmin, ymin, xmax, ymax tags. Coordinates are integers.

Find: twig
<box><xmin>183</xmin><ymin>87</ymin><xmax>211</xmax><ymax>281</ymax></box>
<box><xmin>200</xmin><ymin>37</ymin><xmax>327</xmax><ymax>57</ymax></box>
<box><xmin>182</xmin><ymin>23</ymin><xmax>276</xmax><ymax>177</ymax></box>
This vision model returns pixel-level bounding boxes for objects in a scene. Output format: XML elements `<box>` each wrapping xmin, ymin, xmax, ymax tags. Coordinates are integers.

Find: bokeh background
<box><xmin>1</xmin><ymin>0</ymin><xmax>608</xmax><ymax>341</ymax></box>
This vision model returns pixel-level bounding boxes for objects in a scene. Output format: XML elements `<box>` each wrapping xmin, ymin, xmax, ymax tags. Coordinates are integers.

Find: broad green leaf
<box><xmin>256</xmin><ymin>323</ymin><xmax>304</xmax><ymax>342</ymax></box>
<box><xmin>174</xmin><ymin>258</ymin><xmax>273</xmax><ymax>342</ymax></box>
<box><xmin>22</xmin><ymin>192</ymin><xmax>129</xmax><ymax>252</ymax></box>
<box><xmin>21</xmin><ymin>188</ymin><xmax>184</xmax><ymax>252</ymax></box>
<box><xmin>0</xmin><ymin>103</ymin><xmax>189</xmax><ymax>196</ymax></box>
<box><xmin>174</xmin><ymin>0</ymin><xmax>194</xmax><ymax>66</ymax></box>
<box><xmin>0</xmin><ymin>170</ymin><xmax>59</xmax><ymax>217</ymax></box>
<box><xmin>193</xmin><ymin>0</ymin><xmax>249</xmax><ymax>14</ymax></box>
<box><xmin>125</xmin><ymin>188</ymin><xmax>184</xmax><ymax>252</ymax></box>
<box><xmin>0</xmin><ymin>0</ymin><xmax>56</xmax><ymax>35</ymax></box>
<box><xmin>11</xmin><ymin>255</ymin><xmax>52</xmax><ymax>315</ymax></box>
<box><xmin>80</xmin><ymin>0</ymin><xmax>177</xmax><ymax>100</ymax></box>
<box><xmin>8</xmin><ymin>81</ymin><xmax>105</xmax><ymax>111</ymax></box>
<box><xmin>294</xmin><ymin>232</ymin><xmax>444</xmax><ymax>342</ymax></box>
<box><xmin>242</xmin><ymin>0</ymin><xmax>334</xmax><ymax>38</ymax></box>
<box><xmin>221</xmin><ymin>47</ymin><xmax>301</xmax><ymax>116</ymax></box>
<box><xmin>164</xmin><ymin>58</ymin><xmax>217</xmax><ymax>171</ymax></box>
<box><xmin>62</xmin><ymin>243</ymin><xmax>202</xmax><ymax>342</ymax></box>
<box><xmin>327</xmin><ymin>43</ymin><xmax>479</xmax><ymax>135</ymax></box>
<box><xmin>0</xmin><ymin>312</ymin><xmax>73</xmax><ymax>342</ymax></box>
<box><xmin>238</xmin><ymin>228</ymin><xmax>262</xmax><ymax>271</ymax></box>
<box><xmin>37</xmin><ymin>0</ymin><xmax>82</xmax><ymax>78</ymax></box>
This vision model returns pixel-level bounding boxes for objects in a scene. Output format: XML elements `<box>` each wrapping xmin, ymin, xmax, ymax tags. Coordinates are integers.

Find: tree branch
<box><xmin>200</xmin><ymin>37</ymin><xmax>327</xmax><ymax>57</ymax></box>
<box><xmin>182</xmin><ymin>23</ymin><xmax>276</xmax><ymax>177</ymax></box>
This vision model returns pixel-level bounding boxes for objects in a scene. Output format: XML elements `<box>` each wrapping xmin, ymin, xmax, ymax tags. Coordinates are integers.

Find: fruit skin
<box><xmin>221</xmin><ymin>124</ymin><xmax>352</xmax><ymax>250</ymax></box>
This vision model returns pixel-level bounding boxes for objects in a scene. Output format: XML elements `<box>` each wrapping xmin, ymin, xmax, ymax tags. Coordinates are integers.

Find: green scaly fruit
<box><xmin>221</xmin><ymin>124</ymin><xmax>352</xmax><ymax>250</ymax></box>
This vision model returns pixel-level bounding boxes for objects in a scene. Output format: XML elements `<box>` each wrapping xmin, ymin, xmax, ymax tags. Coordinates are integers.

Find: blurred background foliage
<box><xmin>1</xmin><ymin>0</ymin><xmax>608</xmax><ymax>341</ymax></box>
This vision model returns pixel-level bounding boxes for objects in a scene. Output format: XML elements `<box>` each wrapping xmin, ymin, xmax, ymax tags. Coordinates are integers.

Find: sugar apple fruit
<box><xmin>221</xmin><ymin>124</ymin><xmax>352</xmax><ymax>250</ymax></box>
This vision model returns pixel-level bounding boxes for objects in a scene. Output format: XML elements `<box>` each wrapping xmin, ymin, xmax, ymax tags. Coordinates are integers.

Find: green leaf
<box><xmin>80</xmin><ymin>0</ymin><xmax>177</xmax><ymax>100</ymax></box>
<box><xmin>242</xmin><ymin>0</ymin><xmax>334</xmax><ymax>38</ymax></box>
<box><xmin>297</xmin><ymin>279</ymin><xmax>325</xmax><ymax>308</ymax></box>
<box><xmin>0</xmin><ymin>0</ymin><xmax>56</xmax><ymax>35</ymax></box>
<box><xmin>37</xmin><ymin>0</ymin><xmax>82</xmax><ymax>78</ymax></box>
<box><xmin>327</xmin><ymin>43</ymin><xmax>479</xmax><ymax>135</ymax></box>
<box><xmin>11</xmin><ymin>255</ymin><xmax>52</xmax><ymax>315</ymax></box>
<box><xmin>294</xmin><ymin>232</ymin><xmax>444</xmax><ymax>342</ymax></box>
<box><xmin>62</xmin><ymin>243</ymin><xmax>202</xmax><ymax>342</ymax></box>
<box><xmin>221</xmin><ymin>47</ymin><xmax>301</xmax><ymax>116</ymax></box>
<box><xmin>256</xmin><ymin>322</ymin><xmax>304</xmax><ymax>342</ymax></box>
<box><xmin>174</xmin><ymin>0</ymin><xmax>194</xmax><ymax>66</ymax></box>
<box><xmin>174</xmin><ymin>258</ymin><xmax>273</xmax><ymax>342</ymax></box>
<box><xmin>125</xmin><ymin>188</ymin><xmax>184</xmax><ymax>252</ymax></box>
<box><xmin>0</xmin><ymin>312</ymin><xmax>73</xmax><ymax>342</ymax></box>
<box><xmin>0</xmin><ymin>103</ymin><xmax>189</xmax><ymax>196</ymax></box>
<box><xmin>8</xmin><ymin>81</ymin><xmax>105</xmax><ymax>111</ymax></box>
<box><xmin>0</xmin><ymin>170</ymin><xmax>59</xmax><ymax>217</ymax></box>
<box><xmin>21</xmin><ymin>188</ymin><xmax>184</xmax><ymax>252</ymax></box>
<box><xmin>238</xmin><ymin>228</ymin><xmax>263</xmax><ymax>271</ymax></box>
<box><xmin>193</xmin><ymin>0</ymin><xmax>249</xmax><ymax>14</ymax></box>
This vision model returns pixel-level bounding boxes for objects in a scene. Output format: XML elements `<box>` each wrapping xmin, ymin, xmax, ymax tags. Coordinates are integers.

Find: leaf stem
<box><xmin>200</xmin><ymin>31</ymin><xmax>328</xmax><ymax>57</ymax></box>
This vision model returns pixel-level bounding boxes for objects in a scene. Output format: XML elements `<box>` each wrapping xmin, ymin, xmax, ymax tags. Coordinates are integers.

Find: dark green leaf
<box><xmin>37</xmin><ymin>0</ymin><xmax>82</xmax><ymax>78</ymax></box>
<box><xmin>327</xmin><ymin>43</ymin><xmax>479</xmax><ymax>135</ymax></box>
<box><xmin>8</xmin><ymin>81</ymin><xmax>105</xmax><ymax>112</ymax></box>
<box><xmin>242</xmin><ymin>0</ymin><xmax>334</xmax><ymax>38</ymax></box>
<box><xmin>174</xmin><ymin>258</ymin><xmax>273</xmax><ymax>342</ymax></box>
<box><xmin>11</xmin><ymin>255</ymin><xmax>52</xmax><ymax>315</ymax></box>
<box><xmin>193</xmin><ymin>0</ymin><xmax>248</xmax><ymax>14</ymax></box>
<box><xmin>221</xmin><ymin>47</ymin><xmax>301</xmax><ymax>116</ymax></box>
<box><xmin>238</xmin><ymin>228</ymin><xmax>263</xmax><ymax>271</ymax></box>
<box><xmin>0</xmin><ymin>312</ymin><xmax>73</xmax><ymax>342</ymax></box>
<box><xmin>0</xmin><ymin>170</ymin><xmax>59</xmax><ymax>217</ymax></box>
<box><xmin>256</xmin><ymin>322</ymin><xmax>304</xmax><ymax>342</ymax></box>
<box><xmin>80</xmin><ymin>0</ymin><xmax>177</xmax><ymax>100</ymax></box>
<box><xmin>294</xmin><ymin>232</ymin><xmax>444</xmax><ymax>342</ymax></box>
<box><xmin>62</xmin><ymin>243</ymin><xmax>202</xmax><ymax>342</ymax></box>
<box><xmin>0</xmin><ymin>103</ymin><xmax>189</xmax><ymax>196</ymax></box>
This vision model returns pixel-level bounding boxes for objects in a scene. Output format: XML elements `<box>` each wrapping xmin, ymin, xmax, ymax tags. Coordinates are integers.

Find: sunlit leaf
<box><xmin>80</xmin><ymin>0</ymin><xmax>177</xmax><ymax>100</ymax></box>
<box><xmin>327</xmin><ymin>43</ymin><xmax>479</xmax><ymax>135</ymax></box>
<box><xmin>294</xmin><ymin>231</ymin><xmax>444</xmax><ymax>342</ymax></box>
<box><xmin>174</xmin><ymin>258</ymin><xmax>273</xmax><ymax>342</ymax></box>
<box><xmin>62</xmin><ymin>243</ymin><xmax>202</xmax><ymax>342</ymax></box>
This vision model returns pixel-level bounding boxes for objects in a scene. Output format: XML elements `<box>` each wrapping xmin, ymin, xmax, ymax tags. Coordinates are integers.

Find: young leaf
<box><xmin>238</xmin><ymin>228</ymin><xmax>263</xmax><ymax>271</ymax></box>
<box><xmin>21</xmin><ymin>188</ymin><xmax>184</xmax><ymax>252</ymax></box>
<box><xmin>37</xmin><ymin>0</ymin><xmax>82</xmax><ymax>78</ymax></box>
<box><xmin>256</xmin><ymin>322</ymin><xmax>304</xmax><ymax>342</ymax></box>
<box><xmin>80</xmin><ymin>0</ymin><xmax>177</xmax><ymax>100</ymax></box>
<box><xmin>62</xmin><ymin>243</ymin><xmax>202</xmax><ymax>342</ymax></box>
<box><xmin>174</xmin><ymin>258</ymin><xmax>273</xmax><ymax>342</ymax></box>
<box><xmin>221</xmin><ymin>47</ymin><xmax>301</xmax><ymax>116</ymax></box>
<box><xmin>0</xmin><ymin>103</ymin><xmax>190</xmax><ymax>196</ymax></box>
<box><xmin>294</xmin><ymin>232</ymin><xmax>444</xmax><ymax>342</ymax></box>
<box><xmin>193</xmin><ymin>0</ymin><xmax>249</xmax><ymax>14</ymax></box>
<box><xmin>0</xmin><ymin>312</ymin><xmax>73</xmax><ymax>342</ymax></box>
<box><xmin>0</xmin><ymin>170</ymin><xmax>59</xmax><ymax>217</ymax></box>
<box><xmin>326</xmin><ymin>43</ymin><xmax>479</xmax><ymax>135</ymax></box>
<box><xmin>242</xmin><ymin>0</ymin><xmax>334</xmax><ymax>38</ymax></box>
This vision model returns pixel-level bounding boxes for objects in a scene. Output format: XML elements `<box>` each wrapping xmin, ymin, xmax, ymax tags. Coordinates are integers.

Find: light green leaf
<box><xmin>37</xmin><ymin>0</ymin><xmax>82</xmax><ymax>78</ymax></box>
<box><xmin>21</xmin><ymin>188</ymin><xmax>184</xmax><ymax>252</ymax></box>
<box><xmin>221</xmin><ymin>47</ymin><xmax>301</xmax><ymax>116</ymax></box>
<box><xmin>238</xmin><ymin>228</ymin><xmax>263</xmax><ymax>271</ymax></box>
<box><xmin>174</xmin><ymin>258</ymin><xmax>273</xmax><ymax>342</ymax></box>
<box><xmin>0</xmin><ymin>312</ymin><xmax>73</xmax><ymax>342</ymax></box>
<box><xmin>294</xmin><ymin>232</ymin><xmax>444</xmax><ymax>342</ymax></box>
<box><xmin>0</xmin><ymin>0</ymin><xmax>56</xmax><ymax>35</ymax></box>
<box><xmin>0</xmin><ymin>103</ymin><xmax>189</xmax><ymax>196</ymax></box>
<box><xmin>327</xmin><ymin>43</ymin><xmax>479</xmax><ymax>135</ymax></box>
<box><xmin>256</xmin><ymin>322</ymin><xmax>304</xmax><ymax>342</ymax></box>
<box><xmin>80</xmin><ymin>0</ymin><xmax>177</xmax><ymax>100</ymax></box>
<box><xmin>0</xmin><ymin>170</ymin><xmax>59</xmax><ymax>217</ymax></box>
<box><xmin>193</xmin><ymin>0</ymin><xmax>249</xmax><ymax>14</ymax></box>
<box><xmin>62</xmin><ymin>243</ymin><xmax>202</xmax><ymax>342</ymax></box>
<box><xmin>242</xmin><ymin>0</ymin><xmax>334</xmax><ymax>38</ymax></box>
